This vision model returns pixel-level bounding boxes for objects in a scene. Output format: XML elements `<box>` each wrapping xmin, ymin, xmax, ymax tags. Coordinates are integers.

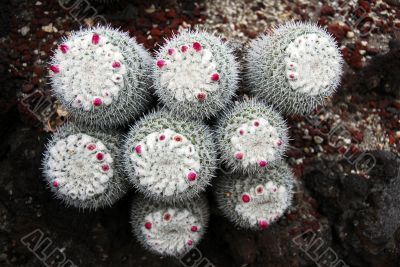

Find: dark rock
<box><xmin>304</xmin><ymin>151</ymin><xmax>400</xmax><ymax>267</ymax></box>
<box><xmin>320</xmin><ymin>5</ymin><xmax>335</xmax><ymax>16</ymax></box>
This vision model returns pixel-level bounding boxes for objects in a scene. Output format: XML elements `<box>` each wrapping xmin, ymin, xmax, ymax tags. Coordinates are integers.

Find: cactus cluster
<box><xmin>43</xmin><ymin>22</ymin><xmax>342</xmax><ymax>254</ymax></box>
<box><xmin>214</xmin><ymin>163</ymin><xmax>294</xmax><ymax>230</ymax></box>
<box><xmin>42</xmin><ymin>123</ymin><xmax>128</xmax><ymax>209</ymax></box>
<box><xmin>49</xmin><ymin>26</ymin><xmax>152</xmax><ymax>128</ymax></box>
<box><xmin>130</xmin><ymin>195</ymin><xmax>209</xmax><ymax>256</ymax></box>
<box><xmin>216</xmin><ymin>100</ymin><xmax>289</xmax><ymax>173</ymax></box>
<box><xmin>123</xmin><ymin>111</ymin><xmax>217</xmax><ymax>203</ymax></box>
<box><xmin>246</xmin><ymin>22</ymin><xmax>343</xmax><ymax>115</ymax></box>
<box><xmin>153</xmin><ymin>30</ymin><xmax>239</xmax><ymax>120</ymax></box>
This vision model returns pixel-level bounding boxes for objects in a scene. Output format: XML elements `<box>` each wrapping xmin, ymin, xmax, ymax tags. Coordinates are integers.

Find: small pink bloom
<box><xmin>52</xmin><ymin>181</ymin><xmax>59</xmax><ymax>187</ymax></box>
<box><xmin>259</xmin><ymin>160</ymin><xmax>268</xmax><ymax>168</ymax></box>
<box><xmin>60</xmin><ymin>44</ymin><xmax>69</xmax><ymax>54</ymax></box>
<box><xmin>197</xmin><ymin>92</ymin><xmax>206</xmax><ymax>101</ymax></box>
<box><xmin>242</xmin><ymin>194</ymin><xmax>251</xmax><ymax>203</ymax></box>
<box><xmin>181</xmin><ymin>45</ymin><xmax>188</xmax><ymax>52</ymax></box>
<box><xmin>191</xmin><ymin>226</ymin><xmax>198</xmax><ymax>232</ymax></box>
<box><xmin>159</xmin><ymin>134</ymin><xmax>166</xmax><ymax>141</ymax></box>
<box><xmin>145</xmin><ymin>222</ymin><xmax>152</xmax><ymax>230</ymax></box>
<box><xmin>174</xmin><ymin>135</ymin><xmax>182</xmax><ymax>142</ymax></box>
<box><xmin>235</xmin><ymin>152</ymin><xmax>244</xmax><ymax>160</ymax></box>
<box><xmin>211</xmin><ymin>73</ymin><xmax>220</xmax><ymax>81</ymax></box>
<box><xmin>187</xmin><ymin>171</ymin><xmax>197</xmax><ymax>182</ymax></box>
<box><xmin>135</xmin><ymin>145</ymin><xmax>142</xmax><ymax>154</ymax></box>
<box><xmin>50</xmin><ymin>65</ymin><xmax>60</xmax><ymax>74</ymax></box>
<box><xmin>157</xmin><ymin>59</ymin><xmax>166</xmax><ymax>69</ymax></box>
<box><xmin>101</xmin><ymin>164</ymin><xmax>110</xmax><ymax>172</ymax></box>
<box><xmin>96</xmin><ymin>152</ymin><xmax>104</xmax><ymax>161</ymax></box>
<box><xmin>192</xmin><ymin>42</ymin><xmax>202</xmax><ymax>52</ymax></box>
<box><xmin>168</xmin><ymin>48</ymin><xmax>175</xmax><ymax>55</ymax></box>
<box><xmin>93</xmin><ymin>98</ymin><xmax>102</xmax><ymax>107</ymax></box>
<box><xmin>112</xmin><ymin>61</ymin><xmax>121</xmax><ymax>68</ymax></box>
<box><xmin>87</xmin><ymin>144</ymin><xmax>96</xmax><ymax>151</ymax></box>
<box><xmin>187</xmin><ymin>240</ymin><xmax>193</xmax><ymax>246</ymax></box>
<box><xmin>259</xmin><ymin>220</ymin><xmax>269</xmax><ymax>230</ymax></box>
<box><xmin>92</xmin><ymin>33</ymin><xmax>100</xmax><ymax>45</ymax></box>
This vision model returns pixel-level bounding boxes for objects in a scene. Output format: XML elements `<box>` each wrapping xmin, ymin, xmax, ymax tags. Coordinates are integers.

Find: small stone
<box><xmin>20</xmin><ymin>26</ymin><xmax>30</xmax><ymax>36</ymax></box>
<box><xmin>41</xmin><ymin>23</ymin><xmax>54</xmax><ymax>33</ymax></box>
<box><xmin>313</xmin><ymin>136</ymin><xmax>324</xmax><ymax>144</ymax></box>
<box><xmin>346</xmin><ymin>31</ymin><xmax>355</xmax><ymax>38</ymax></box>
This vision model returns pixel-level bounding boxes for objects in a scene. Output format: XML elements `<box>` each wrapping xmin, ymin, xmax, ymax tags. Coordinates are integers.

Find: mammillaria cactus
<box><xmin>214</xmin><ymin>163</ymin><xmax>294</xmax><ymax>230</ymax></box>
<box><xmin>216</xmin><ymin>100</ymin><xmax>289</xmax><ymax>173</ymax></box>
<box><xmin>153</xmin><ymin>30</ymin><xmax>239</xmax><ymax>120</ymax></box>
<box><xmin>42</xmin><ymin>123</ymin><xmax>128</xmax><ymax>209</ymax></box>
<box><xmin>123</xmin><ymin>111</ymin><xmax>217</xmax><ymax>202</ymax></box>
<box><xmin>49</xmin><ymin>26</ymin><xmax>152</xmax><ymax>128</ymax></box>
<box><xmin>130</xmin><ymin>195</ymin><xmax>209</xmax><ymax>256</ymax></box>
<box><xmin>246</xmin><ymin>22</ymin><xmax>343</xmax><ymax>115</ymax></box>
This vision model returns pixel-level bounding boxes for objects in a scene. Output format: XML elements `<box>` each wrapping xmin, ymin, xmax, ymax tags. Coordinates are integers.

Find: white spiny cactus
<box><xmin>123</xmin><ymin>111</ymin><xmax>217</xmax><ymax>203</ymax></box>
<box><xmin>214</xmin><ymin>163</ymin><xmax>294</xmax><ymax>230</ymax></box>
<box><xmin>49</xmin><ymin>26</ymin><xmax>152</xmax><ymax>128</ymax></box>
<box><xmin>130</xmin><ymin>195</ymin><xmax>209</xmax><ymax>256</ymax></box>
<box><xmin>153</xmin><ymin>30</ymin><xmax>239</xmax><ymax>120</ymax></box>
<box><xmin>216</xmin><ymin>100</ymin><xmax>289</xmax><ymax>173</ymax></box>
<box><xmin>246</xmin><ymin>22</ymin><xmax>343</xmax><ymax>115</ymax></box>
<box><xmin>42</xmin><ymin>123</ymin><xmax>128</xmax><ymax>209</ymax></box>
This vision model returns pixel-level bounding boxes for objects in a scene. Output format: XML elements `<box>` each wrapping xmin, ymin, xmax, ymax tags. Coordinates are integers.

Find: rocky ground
<box><xmin>0</xmin><ymin>0</ymin><xmax>399</xmax><ymax>266</ymax></box>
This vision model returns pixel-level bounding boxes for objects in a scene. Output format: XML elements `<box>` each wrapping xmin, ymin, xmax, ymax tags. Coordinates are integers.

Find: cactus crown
<box><xmin>130</xmin><ymin>195</ymin><xmax>209</xmax><ymax>256</ymax></box>
<box><xmin>153</xmin><ymin>30</ymin><xmax>239</xmax><ymax>120</ymax></box>
<box><xmin>246</xmin><ymin>21</ymin><xmax>343</xmax><ymax>114</ymax></box>
<box><xmin>123</xmin><ymin>111</ymin><xmax>217</xmax><ymax>203</ymax></box>
<box><xmin>49</xmin><ymin>25</ymin><xmax>152</xmax><ymax>128</ymax></box>
<box><xmin>214</xmin><ymin>163</ymin><xmax>294</xmax><ymax>230</ymax></box>
<box><xmin>42</xmin><ymin>123</ymin><xmax>127</xmax><ymax>209</ymax></box>
<box><xmin>216</xmin><ymin>99</ymin><xmax>289</xmax><ymax>173</ymax></box>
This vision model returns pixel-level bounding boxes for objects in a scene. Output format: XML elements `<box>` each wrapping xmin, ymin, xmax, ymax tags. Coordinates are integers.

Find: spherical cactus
<box><xmin>246</xmin><ymin>21</ymin><xmax>343</xmax><ymax>115</ymax></box>
<box><xmin>130</xmin><ymin>195</ymin><xmax>209</xmax><ymax>256</ymax></box>
<box><xmin>123</xmin><ymin>111</ymin><xmax>217</xmax><ymax>202</ymax></box>
<box><xmin>153</xmin><ymin>30</ymin><xmax>239</xmax><ymax>120</ymax></box>
<box><xmin>214</xmin><ymin>163</ymin><xmax>294</xmax><ymax>230</ymax></box>
<box><xmin>49</xmin><ymin>26</ymin><xmax>152</xmax><ymax>128</ymax></box>
<box><xmin>42</xmin><ymin>123</ymin><xmax>128</xmax><ymax>209</ymax></box>
<box><xmin>216</xmin><ymin>100</ymin><xmax>289</xmax><ymax>173</ymax></box>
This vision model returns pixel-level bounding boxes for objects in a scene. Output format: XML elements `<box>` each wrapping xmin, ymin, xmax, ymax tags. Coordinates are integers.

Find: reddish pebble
<box><xmin>157</xmin><ymin>59</ymin><xmax>166</xmax><ymax>68</ymax></box>
<box><xmin>96</xmin><ymin>153</ymin><xmax>104</xmax><ymax>161</ymax></box>
<box><xmin>235</xmin><ymin>152</ymin><xmax>244</xmax><ymax>160</ymax></box>
<box><xmin>101</xmin><ymin>164</ymin><xmax>110</xmax><ymax>172</ymax></box>
<box><xmin>259</xmin><ymin>220</ymin><xmax>269</xmax><ymax>230</ymax></box>
<box><xmin>52</xmin><ymin>181</ymin><xmax>59</xmax><ymax>187</ymax></box>
<box><xmin>187</xmin><ymin>171</ymin><xmax>197</xmax><ymax>181</ymax></box>
<box><xmin>168</xmin><ymin>48</ymin><xmax>175</xmax><ymax>55</ymax></box>
<box><xmin>242</xmin><ymin>194</ymin><xmax>251</xmax><ymax>203</ymax></box>
<box><xmin>191</xmin><ymin>226</ymin><xmax>198</xmax><ymax>232</ymax></box>
<box><xmin>211</xmin><ymin>73</ymin><xmax>220</xmax><ymax>81</ymax></box>
<box><xmin>87</xmin><ymin>144</ymin><xmax>96</xmax><ymax>151</ymax></box>
<box><xmin>60</xmin><ymin>44</ymin><xmax>69</xmax><ymax>54</ymax></box>
<box><xmin>181</xmin><ymin>45</ymin><xmax>188</xmax><ymax>52</ymax></box>
<box><xmin>135</xmin><ymin>145</ymin><xmax>142</xmax><ymax>154</ymax></box>
<box><xmin>92</xmin><ymin>33</ymin><xmax>100</xmax><ymax>45</ymax></box>
<box><xmin>50</xmin><ymin>65</ymin><xmax>60</xmax><ymax>74</ymax></box>
<box><xmin>145</xmin><ymin>222</ymin><xmax>152</xmax><ymax>230</ymax></box>
<box><xmin>197</xmin><ymin>92</ymin><xmax>206</xmax><ymax>101</ymax></box>
<box><xmin>193</xmin><ymin>42</ymin><xmax>202</xmax><ymax>52</ymax></box>
<box><xmin>259</xmin><ymin>160</ymin><xmax>268</xmax><ymax>168</ymax></box>
<box><xmin>112</xmin><ymin>61</ymin><xmax>121</xmax><ymax>68</ymax></box>
<box><xmin>93</xmin><ymin>98</ymin><xmax>102</xmax><ymax>107</ymax></box>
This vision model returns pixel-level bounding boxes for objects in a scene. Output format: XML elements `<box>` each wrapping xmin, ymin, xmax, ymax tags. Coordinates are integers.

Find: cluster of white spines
<box><xmin>123</xmin><ymin>111</ymin><xmax>217</xmax><ymax>202</ymax></box>
<box><xmin>217</xmin><ymin>100</ymin><xmax>288</xmax><ymax>173</ymax></box>
<box><xmin>153</xmin><ymin>30</ymin><xmax>239</xmax><ymax>120</ymax></box>
<box><xmin>129</xmin><ymin>129</ymin><xmax>201</xmax><ymax>197</ymax></box>
<box><xmin>246</xmin><ymin>21</ymin><xmax>343</xmax><ymax>114</ymax></box>
<box><xmin>131</xmin><ymin>196</ymin><xmax>209</xmax><ymax>256</ymax></box>
<box><xmin>49</xmin><ymin>26</ymin><xmax>152</xmax><ymax>128</ymax></box>
<box><xmin>42</xmin><ymin>124</ymin><xmax>127</xmax><ymax>209</ymax></box>
<box><xmin>214</xmin><ymin>163</ymin><xmax>294</xmax><ymax>230</ymax></box>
